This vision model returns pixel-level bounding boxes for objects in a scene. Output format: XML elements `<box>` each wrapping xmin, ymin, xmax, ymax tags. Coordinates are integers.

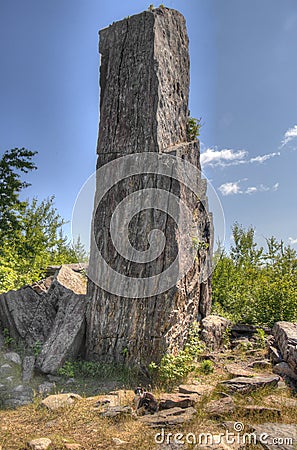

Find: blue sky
<box><xmin>1</xmin><ymin>0</ymin><xmax>297</xmax><ymax>250</ymax></box>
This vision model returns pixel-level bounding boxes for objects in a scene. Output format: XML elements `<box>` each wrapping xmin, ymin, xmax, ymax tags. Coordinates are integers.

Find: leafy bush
<box><xmin>199</xmin><ymin>359</ymin><xmax>214</xmax><ymax>375</ymax></box>
<box><xmin>212</xmin><ymin>224</ymin><xmax>297</xmax><ymax>326</ymax></box>
<box><xmin>187</xmin><ymin>117</ymin><xmax>202</xmax><ymax>141</ymax></box>
<box><xmin>148</xmin><ymin>322</ymin><xmax>205</xmax><ymax>389</ymax></box>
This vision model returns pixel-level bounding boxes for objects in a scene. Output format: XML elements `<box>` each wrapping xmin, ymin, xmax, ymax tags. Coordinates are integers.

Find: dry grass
<box><xmin>0</xmin><ymin>346</ymin><xmax>296</xmax><ymax>449</ymax></box>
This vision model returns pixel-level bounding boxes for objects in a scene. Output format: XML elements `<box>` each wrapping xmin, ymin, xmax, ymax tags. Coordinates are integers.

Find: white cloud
<box><xmin>219</xmin><ymin>181</ymin><xmax>242</xmax><ymax>196</ymax></box>
<box><xmin>201</xmin><ymin>147</ymin><xmax>280</xmax><ymax>168</ymax></box>
<box><xmin>250</xmin><ymin>152</ymin><xmax>280</xmax><ymax>163</ymax></box>
<box><xmin>288</xmin><ymin>237</ymin><xmax>297</xmax><ymax>245</ymax></box>
<box><xmin>219</xmin><ymin>180</ymin><xmax>280</xmax><ymax>196</ymax></box>
<box><xmin>245</xmin><ymin>186</ymin><xmax>258</xmax><ymax>194</ymax></box>
<box><xmin>200</xmin><ymin>148</ymin><xmax>247</xmax><ymax>167</ymax></box>
<box><xmin>280</xmin><ymin>124</ymin><xmax>297</xmax><ymax>147</ymax></box>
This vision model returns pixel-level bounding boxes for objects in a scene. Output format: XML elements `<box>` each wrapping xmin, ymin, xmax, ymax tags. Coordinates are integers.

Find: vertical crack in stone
<box><xmin>86</xmin><ymin>7</ymin><xmax>213</xmax><ymax>366</ymax></box>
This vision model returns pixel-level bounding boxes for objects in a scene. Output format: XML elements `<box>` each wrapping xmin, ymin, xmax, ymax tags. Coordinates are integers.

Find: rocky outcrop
<box><xmin>220</xmin><ymin>375</ymin><xmax>280</xmax><ymax>393</ymax></box>
<box><xmin>0</xmin><ymin>265</ymin><xmax>87</xmax><ymax>374</ymax></box>
<box><xmin>200</xmin><ymin>315</ymin><xmax>231</xmax><ymax>351</ymax></box>
<box><xmin>272</xmin><ymin>322</ymin><xmax>297</xmax><ymax>378</ymax></box>
<box><xmin>86</xmin><ymin>6</ymin><xmax>213</xmax><ymax>366</ymax></box>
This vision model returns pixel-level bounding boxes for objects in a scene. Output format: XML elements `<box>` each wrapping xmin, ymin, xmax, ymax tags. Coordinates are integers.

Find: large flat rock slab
<box><xmin>139</xmin><ymin>406</ymin><xmax>197</xmax><ymax>428</ymax></box>
<box><xmin>220</xmin><ymin>375</ymin><xmax>280</xmax><ymax>393</ymax></box>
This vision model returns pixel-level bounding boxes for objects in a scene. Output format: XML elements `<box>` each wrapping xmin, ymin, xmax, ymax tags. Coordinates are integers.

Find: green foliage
<box><xmin>148</xmin><ymin>322</ymin><xmax>205</xmax><ymax>389</ymax></box>
<box><xmin>58</xmin><ymin>360</ymin><xmax>137</xmax><ymax>384</ymax></box>
<box><xmin>187</xmin><ymin>117</ymin><xmax>202</xmax><ymax>141</ymax></box>
<box><xmin>32</xmin><ymin>340</ymin><xmax>42</xmax><ymax>357</ymax></box>
<box><xmin>255</xmin><ymin>328</ymin><xmax>266</xmax><ymax>349</ymax></box>
<box><xmin>0</xmin><ymin>148</ymin><xmax>37</xmax><ymax>240</ymax></box>
<box><xmin>148</xmin><ymin>4</ymin><xmax>154</xmax><ymax>10</ymax></box>
<box><xmin>58</xmin><ymin>361</ymin><xmax>75</xmax><ymax>378</ymax></box>
<box><xmin>212</xmin><ymin>224</ymin><xmax>297</xmax><ymax>326</ymax></box>
<box><xmin>0</xmin><ymin>149</ymin><xmax>88</xmax><ymax>293</ymax></box>
<box><xmin>3</xmin><ymin>328</ymin><xmax>15</xmax><ymax>348</ymax></box>
<box><xmin>199</xmin><ymin>359</ymin><xmax>214</xmax><ymax>375</ymax></box>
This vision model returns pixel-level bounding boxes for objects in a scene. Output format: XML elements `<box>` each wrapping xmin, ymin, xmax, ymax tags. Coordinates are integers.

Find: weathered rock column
<box><xmin>86</xmin><ymin>7</ymin><xmax>213</xmax><ymax>366</ymax></box>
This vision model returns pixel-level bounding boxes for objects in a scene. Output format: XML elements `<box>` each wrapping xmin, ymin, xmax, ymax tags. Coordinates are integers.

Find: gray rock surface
<box><xmin>220</xmin><ymin>375</ymin><xmax>280</xmax><ymax>393</ymax></box>
<box><xmin>22</xmin><ymin>356</ymin><xmax>35</xmax><ymax>383</ymax></box>
<box><xmin>273</xmin><ymin>322</ymin><xmax>297</xmax><ymax>377</ymax></box>
<box><xmin>4</xmin><ymin>352</ymin><xmax>21</xmax><ymax>365</ymax></box>
<box><xmin>86</xmin><ymin>6</ymin><xmax>213</xmax><ymax>366</ymax></box>
<box><xmin>41</xmin><ymin>393</ymin><xmax>82</xmax><ymax>411</ymax></box>
<box><xmin>158</xmin><ymin>393</ymin><xmax>199</xmax><ymax>410</ymax></box>
<box><xmin>139</xmin><ymin>406</ymin><xmax>197</xmax><ymax>428</ymax></box>
<box><xmin>273</xmin><ymin>362</ymin><xmax>297</xmax><ymax>381</ymax></box>
<box><xmin>28</xmin><ymin>438</ymin><xmax>52</xmax><ymax>450</ymax></box>
<box><xmin>0</xmin><ymin>265</ymin><xmax>87</xmax><ymax>374</ymax></box>
<box><xmin>251</xmin><ymin>423</ymin><xmax>296</xmax><ymax>450</ymax></box>
<box><xmin>36</xmin><ymin>266</ymin><xmax>87</xmax><ymax>374</ymax></box>
<box><xmin>201</xmin><ymin>315</ymin><xmax>231</xmax><ymax>351</ymax></box>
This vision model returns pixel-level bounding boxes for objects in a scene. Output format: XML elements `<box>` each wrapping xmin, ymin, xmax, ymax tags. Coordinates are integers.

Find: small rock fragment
<box><xmin>28</xmin><ymin>438</ymin><xmax>52</xmax><ymax>450</ymax></box>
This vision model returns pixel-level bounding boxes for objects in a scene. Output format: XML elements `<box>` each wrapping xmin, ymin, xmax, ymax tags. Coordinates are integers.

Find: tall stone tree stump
<box><xmin>86</xmin><ymin>7</ymin><xmax>213</xmax><ymax>366</ymax></box>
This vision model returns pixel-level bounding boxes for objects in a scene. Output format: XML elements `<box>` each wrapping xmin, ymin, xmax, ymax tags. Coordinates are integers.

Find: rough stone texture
<box><xmin>272</xmin><ymin>322</ymin><xmax>297</xmax><ymax>376</ymax></box>
<box><xmin>139</xmin><ymin>406</ymin><xmax>197</xmax><ymax>427</ymax></box>
<box><xmin>178</xmin><ymin>384</ymin><xmax>214</xmax><ymax>396</ymax></box>
<box><xmin>4</xmin><ymin>352</ymin><xmax>21</xmax><ymax>366</ymax></box>
<box><xmin>220</xmin><ymin>375</ymin><xmax>280</xmax><ymax>393</ymax></box>
<box><xmin>251</xmin><ymin>423</ymin><xmax>297</xmax><ymax>450</ymax></box>
<box><xmin>41</xmin><ymin>393</ymin><xmax>82</xmax><ymax>411</ymax></box>
<box><xmin>22</xmin><ymin>356</ymin><xmax>35</xmax><ymax>383</ymax></box>
<box><xmin>0</xmin><ymin>265</ymin><xmax>87</xmax><ymax>374</ymax></box>
<box><xmin>201</xmin><ymin>315</ymin><xmax>231</xmax><ymax>351</ymax></box>
<box><xmin>0</xmin><ymin>266</ymin><xmax>87</xmax><ymax>368</ymax></box>
<box><xmin>100</xmin><ymin>405</ymin><xmax>133</xmax><ymax>418</ymax></box>
<box><xmin>273</xmin><ymin>361</ymin><xmax>297</xmax><ymax>381</ymax></box>
<box><xmin>28</xmin><ymin>438</ymin><xmax>52</xmax><ymax>450</ymax></box>
<box><xmin>86</xmin><ymin>7</ymin><xmax>213</xmax><ymax>366</ymax></box>
<box><xmin>206</xmin><ymin>397</ymin><xmax>235</xmax><ymax>417</ymax></box>
<box><xmin>36</xmin><ymin>267</ymin><xmax>87</xmax><ymax>374</ymax></box>
<box><xmin>158</xmin><ymin>393</ymin><xmax>199</xmax><ymax>410</ymax></box>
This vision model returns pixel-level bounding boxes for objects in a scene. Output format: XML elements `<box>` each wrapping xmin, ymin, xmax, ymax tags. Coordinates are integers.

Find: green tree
<box><xmin>212</xmin><ymin>224</ymin><xmax>297</xmax><ymax>326</ymax></box>
<box><xmin>0</xmin><ymin>149</ymin><xmax>87</xmax><ymax>293</ymax></box>
<box><xmin>0</xmin><ymin>148</ymin><xmax>37</xmax><ymax>240</ymax></box>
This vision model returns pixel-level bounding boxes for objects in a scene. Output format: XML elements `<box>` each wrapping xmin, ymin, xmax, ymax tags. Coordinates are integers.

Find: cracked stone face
<box><xmin>86</xmin><ymin>7</ymin><xmax>213</xmax><ymax>366</ymax></box>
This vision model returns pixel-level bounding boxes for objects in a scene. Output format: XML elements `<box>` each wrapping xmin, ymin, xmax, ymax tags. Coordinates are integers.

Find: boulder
<box><xmin>220</xmin><ymin>375</ymin><xmax>280</xmax><ymax>393</ymax></box>
<box><xmin>4</xmin><ymin>352</ymin><xmax>21</xmax><ymax>365</ymax></box>
<box><xmin>139</xmin><ymin>406</ymin><xmax>197</xmax><ymax>428</ymax></box>
<box><xmin>268</xmin><ymin>345</ymin><xmax>283</xmax><ymax>364</ymax></box>
<box><xmin>273</xmin><ymin>362</ymin><xmax>297</xmax><ymax>381</ymax></box>
<box><xmin>36</xmin><ymin>266</ymin><xmax>87</xmax><ymax>374</ymax></box>
<box><xmin>159</xmin><ymin>393</ymin><xmax>199</xmax><ymax>410</ymax></box>
<box><xmin>28</xmin><ymin>438</ymin><xmax>52</xmax><ymax>450</ymax></box>
<box><xmin>41</xmin><ymin>393</ymin><xmax>82</xmax><ymax>411</ymax></box>
<box><xmin>272</xmin><ymin>322</ymin><xmax>297</xmax><ymax>377</ymax></box>
<box><xmin>3</xmin><ymin>384</ymin><xmax>34</xmax><ymax>408</ymax></box>
<box><xmin>200</xmin><ymin>315</ymin><xmax>231</xmax><ymax>351</ymax></box>
<box><xmin>0</xmin><ymin>266</ymin><xmax>87</xmax><ymax>375</ymax></box>
<box><xmin>178</xmin><ymin>384</ymin><xmax>214</xmax><ymax>396</ymax></box>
